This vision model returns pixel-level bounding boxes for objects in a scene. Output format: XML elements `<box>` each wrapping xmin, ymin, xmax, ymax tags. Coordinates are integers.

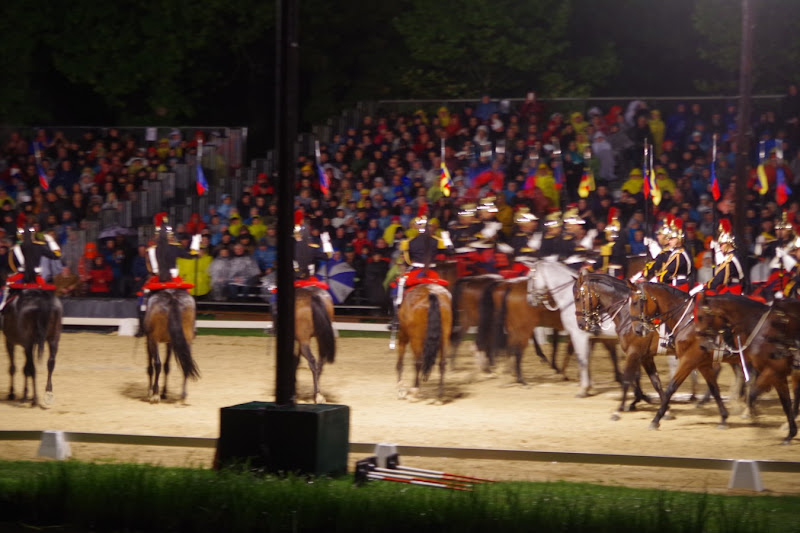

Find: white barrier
<box><xmin>2</xmin><ymin>430</ymin><xmax>798</xmax><ymax>491</ymax></box>
<box><xmin>62</xmin><ymin>317</ymin><xmax>389</xmax><ymax>333</ymax></box>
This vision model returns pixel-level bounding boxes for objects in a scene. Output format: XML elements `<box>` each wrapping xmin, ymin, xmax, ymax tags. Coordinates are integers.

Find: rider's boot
<box><xmin>135</xmin><ymin>292</ymin><xmax>148</xmax><ymax>337</ymax></box>
<box><xmin>0</xmin><ymin>284</ymin><xmax>10</xmax><ymax>312</ymax></box>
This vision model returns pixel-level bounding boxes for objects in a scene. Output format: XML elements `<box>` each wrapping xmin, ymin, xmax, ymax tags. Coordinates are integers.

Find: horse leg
<box><xmin>650</xmin><ymin>354</ymin><xmax>699</xmax><ymax>429</ymax></box>
<box><xmin>605</xmin><ymin>340</ymin><xmax>622</xmax><ymax>383</ymax></box>
<box><xmin>147</xmin><ymin>339</ymin><xmax>161</xmax><ymax>403</ymax></box>
<box><xmin>695</xmin><ymin>361</ymin><xmax>729</xmax><ymax>429</ymax></box>
<box><xmin>613</xmin><ymin>351</ymin><xmax>639</xmax><ymax>419</ymax></box>
<box><xmin>553</xmin><ymin>330</ymin><xmax>567</xmax><ymax>374</ymax></box>
<box><xmin>513</xmin><ymin>345</ymin><xmax>528</xmax><ymax>386</ymax></box>
<box><xmin>301</xmin><ymin>343</ymin><xmax>324</xmax><ymax>404</ymax></box>
<box><xmin>531</xmin><ymin>329</ymin><xmax>550</xmax><ymax>366</ymax></box>
<box><xmin>43</xmin><ymin>339</ymin><xmax>57</xmax><ymax>407</ymax></box>
<box><xmin>437</xmin><ymin>348</ymin><xmax>446</xmax><ymax>404</ymax></box>
<box><xmin>793</xmin><ymin>373</ymin><xmax>800</xmax><ymax>420</ymax></box>
<box><xmin>396</xmin><ymin>338</ymin><xmax>407</xmax><ymax>399</ymax></box>
<box><xmin>6</xmin><ymin>342</ymin><xmax>14</xmax><ymax>401</ymax></box>
<box><xmin>772</xmin><ymin>376</ymin><xmax>797</xmax><ymax>444</ymax></box>
<box><xmin>161</xmin><ymin>344</ymin><xmax>172</xmax><ymax>400</ymax></box>
<box><xmin>573</xmin><ymin>336</ymin><xmax>592</xmax><ymax>398</ymax></box>
<box><xmin>24</xmin><ymin>345</ymin><xmax>37</xmax><ymax>407</ymax></box>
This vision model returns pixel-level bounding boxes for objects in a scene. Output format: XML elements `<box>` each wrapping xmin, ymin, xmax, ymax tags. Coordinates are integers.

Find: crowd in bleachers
<box><xmin>3</xmin><ymin>86</ymin><xmax>800</xmax><ymax>309</ymax></box>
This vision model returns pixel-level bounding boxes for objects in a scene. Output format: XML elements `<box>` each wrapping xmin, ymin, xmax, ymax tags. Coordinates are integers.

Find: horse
<box><xmin>396</xmin><ymin>283</ymin><xmax>452</xmax><ymax>402</ymax></box>
<box><xmin>695</xmin><ymin>293</ymin><xmax>798</xmax><ymax>443</ymax></box>
<box><xmin>574</xmin><ymin>271</ymin><xmax>663</xmax><ymax>416</ymax></box>
<box><xmin>143</xmin><ymin>289</ymin><xmax>199</xmax><ymax>403</ymax></box>
<box><xmin>630</xmin><ymin>282</ymin><xmax>729</xmax><ymax>429</ymax></box>
<box><xmin>3</xmin><ymin>289</ymin><xmax>62</xmax><ymax>407</ymax></box>
<box><xmin>294</xmin><ymin>286</ymin><xmax>336</xmax><ymax>403</ymax></box>
<box><xmin>475</xmin><ymin>260</ymin><xmax>596</xmax><ymax>396</ymax></box>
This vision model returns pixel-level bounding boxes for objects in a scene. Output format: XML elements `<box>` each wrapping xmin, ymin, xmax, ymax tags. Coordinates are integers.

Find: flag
<box><xmin>523</xmin><ymin>164</ymin><xmax>537</xmax><ymax>193</ymax></box>
<box><xmin>776</xmin><ymin>166</ymin><xmax>792</xmax><ymax>206</ymax></box>
<box><xmin>318</xmin><ymin>164</ymin><xmax>330</xmax><ymax>196</ymax></box>
<box><xmin>439</xmin><ymin>161</ymin><xmax>452</xmax><ymax>197</ymax></box>
<box><xmin>756</xmin><ymin>163</ymin><xmax>769</xmax><ymax>196</ymax></box>
<box><xmin>577</xmin><ymin>168</ymin><xmax>595</xmax><ymax>198</ymax></box>
<box><xmin>553</xmin><ymin>161</ymin><xmax>564</xmax><ymax>190</ymax></box>
<box><xmin>649</xmin><ymin>169</ymin><xmax>661</xmax><ymax>206</ymax></box>
<box><xmin>37</xmin><ymin>164</ymin><xmax>49</xmax><ymax>191</ymax></box>
<box><xmin>195</xmin><ymin>164</ymin><xmax>208</xmax><ymax>195</ymax></box>
<box><xmin>710</xmin><ymin>160</ymin><xmax>720</xmax><ymax>201</ymax></box>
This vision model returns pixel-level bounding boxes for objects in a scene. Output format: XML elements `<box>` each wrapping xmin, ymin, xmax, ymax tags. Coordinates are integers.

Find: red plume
<box><xmin>153</xmin><ymin>212</ymin><xmax>168</xmax><ymax>228</ymax></box>
<box><xmin>607</xmin><ymin>207</ymin><xmax>618</xmax><ymax>225</ymax></box>
<box><xmin>673</xmin><ymin>218</ymin><xmax>683</xmax><ymax>230</ymax></box>
<box><xmin>417</xmin><ymin>203</ymin><xmax>428</xmax><ymax>218</ymax></box>
<box><xmin>719</xmin><ymin>218</ymin><xmax>732</xmax><ymax>233</ymax></box>
<box><xmin>294</xmin><ymin>210</ymin><xmax>305</xmax><ymax>226</ymax></box>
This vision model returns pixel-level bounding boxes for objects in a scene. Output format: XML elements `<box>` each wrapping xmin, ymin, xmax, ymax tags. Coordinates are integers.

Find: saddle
<box><xmin>7</xmin><ymin>272</ymin><xmax>56</xmax><ymax>291</ymax></box>
<box><xmin>391</xmin><ymin>268</ymin><xmax>450</xmax><ymax>289</ymax></box>
<box><xmin>269</xmin><ymin>277</ymin><xmax>330</xmax><ymax>293</ymax></box>
<box><xmin>142</xmin><ymin>275</ymin><xmax>194</xmax><ymax>291</ymax></box>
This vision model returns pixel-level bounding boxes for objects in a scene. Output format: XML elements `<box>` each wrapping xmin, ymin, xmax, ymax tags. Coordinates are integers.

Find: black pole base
<box><xmin>216</xmin><ymin>402</ymin><xmax>350</xmax><ymax>476</ymax></box>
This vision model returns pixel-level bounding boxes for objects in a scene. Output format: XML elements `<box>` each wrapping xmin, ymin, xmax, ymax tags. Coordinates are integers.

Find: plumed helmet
<box><xmin>562</xmin><ymin>207</ymin><xmax>585</xmax><ymax>226</ymax></box>
<box><xmin>477</xmin><ymin>196</ymin><xmax>498</xmax><ymax>214</ymax></box>
<box><xmin>458</xmin><ymin>203</ymin><xmax>477</xmax><ymax>218</ymax></box>
<box><xmin>605</xmin><ymin>207</ymin><xmax>620</xmax><ymax>239</ymax></box>
<box><xmin>412</xmin><ymin>204</ymin><xmax>428</xmax><ymax>232</ymax></box>
<box><xmin>543</xmin><ymin>210</ymin><xmax>562</xmax><ymax>228</ymax></box>
<box><xmin>657</xmin><ymin>214</ymin><xmax>674</xmax><ymax>236</ymax></box>
<box><xmin>514</xmin><ymin>207</ymin><xmax>538</xmax><ymax>224</ymax></box>
<box><xmin>775</xmin><ymin>211</ymin><xmax>793</xmax><ymax>231</ymax></box>
<box><xmin>294</xmin><ymin>209</ymin><xmax>305</xmax><ymax>236</ymax></box>
<box><xmin>153</xmin><ymin>212</ymin><xmax>172</xmax><ymax>235</ymax></box>
<box><xmin>668</xmin><ymin>218</ymin><xmax>684</xmax><ymax>241</ymax></box>
<box><xmin>717</xmin><ymin>218</ymin><xmax>736</xmax><ymax>247</ymax></box>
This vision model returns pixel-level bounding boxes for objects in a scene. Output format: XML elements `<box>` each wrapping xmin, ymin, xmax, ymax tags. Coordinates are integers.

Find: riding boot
<box><xmin>135</xmin><ymin>292</ymin><xmax>148</xmax><ymax>337</ymax></box>
<box><xmin>0</xmin><ymin>284</ymin><xmax>9</xmax><ymax>311</ymax></box>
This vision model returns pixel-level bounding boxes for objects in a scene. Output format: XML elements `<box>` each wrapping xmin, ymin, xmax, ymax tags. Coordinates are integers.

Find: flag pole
<box><xmin>643</xmin><ymin>142</ymin><xmax>649</xmax><ymax>243</ymax></box>
<box><xmin>711</xmin><ymin>133</ymin><xmax>718</xmax><ymax>270</ymax></box>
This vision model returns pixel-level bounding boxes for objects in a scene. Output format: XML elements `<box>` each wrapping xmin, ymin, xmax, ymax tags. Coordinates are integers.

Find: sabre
<box><xmin>389</xmin><ymin>464</ymin><xmax>494</xmax><ymax>483</ymax></box>
<box><xmin>711</xmin><ymin>133</ymin><xmax>718</xmax><ymax>269</ymax></box>
<box><xmin>735</xmin><ymin>336</ymin><xmax>750</xmax><ymax>382</ymax></box>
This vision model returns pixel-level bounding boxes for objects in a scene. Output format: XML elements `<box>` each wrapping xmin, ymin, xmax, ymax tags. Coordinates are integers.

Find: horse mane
<box><xmin>645</xmin><ymin>282</ymin><xmax>689</xmax><ymax>300</ymax></box>
<box><xmin>707</xmin><ymin>293</ymin><xmax>767</xmax><ymax>313</ymax></box>
<box><xmin>586</xmin><ymin>273</ymin><xmax>630</xmax><ymax>292</ymax></box>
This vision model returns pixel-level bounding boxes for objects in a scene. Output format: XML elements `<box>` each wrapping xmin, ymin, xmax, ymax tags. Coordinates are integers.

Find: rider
<box><xmin>449</xmin><ymin>203</ymin><xmax>482</xmax><ymax>276</ymax></box>
<box><xmin>781</xmin><ymin>236</ymin><xmax>800</xmax><ymax>298</ymax></box>
<box><xmin>507</xmin><ymin>207</ymin><xmax>540</xmax><ymax>276</ymax></box>
<box><xmin>637</xmin><ymin>215</ymin><xmax>673</xmax><ymax>282</ymax></box>
<box><xmin>0</xmin><ymin>225</ymin><xmax>61</xmax><ymax>310</ymax></box>
<box><xmin>704</xmin><ymin>219</ymin><xmax>744</xmax><ymax>295</ymax></box>
<box><xmin>539</xmin><ymin>210</ymin><xmax>577</xmax><ymax>261</ymax></box>
<box><xmin>761</xmin><ymin>211</ymin><xmax>795</xmax><ymax>297</ymax></box>
<box><xmin>137</xmin><ymin>213</ymin><xmax>200</xmax><ymax>336</ymax></box>
<box><xmin>471</xmin><ymin>196</ymin><xmax>502</xmax><ymax>272</ymax></box>
<box><xmin>561</xmin><ymin>207</ymin><xmax>595</xmax><ymax>270</ymax></box>
<box><xmin>294</xmin><ymin>210</ymin><xmax>332</xmax><ymax>279</ymax></box>
<box><xmin>654</xmin><ymin>218</ymin><xmax>692</xmax><ymax>291</ymax></box>
<box><xmin>598</xmin><ymin>207</ymin><xmax>627</xmax><ymax>278</ymax></box>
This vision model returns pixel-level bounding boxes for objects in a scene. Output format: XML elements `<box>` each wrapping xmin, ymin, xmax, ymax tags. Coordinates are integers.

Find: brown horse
<box><xmin>143</xmin><ymin>289</ymin><xmax>199</xmax><ymax>403</ymax></box>
<box><xmin>630</xmin><ymin>282</ymin><xmax>729</xmax><ymax>429</ymax></box>
<box><xmin>574</xmin><ymin>272</ymin><xmax>663</xmax><ymax>416</ymax></box>
<box><xmin>396</xmin><ymin>283</ymin><xmax>452</xmax><ymax>402</ymax></box>
<box><xmin>3</xmin><ymin>289</ymin><xmax>62</xmax><ymax>407</ymax></box>
<box><xmin>695</xmin><ymin>293</ymin><xmax>798</xmax><ymax>443</ymax></box>
<box><xmin>294</xmin><ymin>286</ymin><xmax>336</xmax><ymax>403</ymax></box>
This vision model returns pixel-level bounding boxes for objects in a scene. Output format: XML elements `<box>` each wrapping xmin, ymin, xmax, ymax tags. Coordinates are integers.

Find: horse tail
<box><xmin>449</xmin><ymin>277</ymin><xmax>466</xmax><ymax>343</ymax></box>
<box><xmin>167</xmin><ymin>295</ymin><xmax>199</xmax><ymax>380</ymax></box>
<box><xmin>422</xmin><ymin>291</ymin><xmax>441</xmax><ymax>379</ymax></box>
<box><xmin>475</xmin><ymin>281</ymin><xmax>499</xmax><ymax>357</ymax></box>
<box><xmin>311</xmin><ymin>291</ymin><xmax>336</xmax><ymax>364</ymax></box>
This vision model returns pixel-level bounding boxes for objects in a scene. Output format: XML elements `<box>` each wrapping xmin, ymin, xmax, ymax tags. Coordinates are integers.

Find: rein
<box><xmin>632</xmin><ymin>285</ymin><xmax>693</xmax><ymax>335</ymax></box>
<box><xmin>575</xmin><ymin>280</ymin><xmax>629</xmax><ymax>332</ymax></box>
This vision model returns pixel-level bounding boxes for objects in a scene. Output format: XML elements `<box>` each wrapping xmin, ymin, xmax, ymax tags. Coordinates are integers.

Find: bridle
<box><xmin>575</xmin><ymin>278</ymin><xmax>629</xmax><ymax>332</ymax></box>
<box><xmin>630</xmin><ymin>284</ymin><xmax>693</xmax><ymax>336</ymax></box>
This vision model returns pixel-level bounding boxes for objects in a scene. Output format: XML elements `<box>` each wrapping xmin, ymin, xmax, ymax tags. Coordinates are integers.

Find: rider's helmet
<box><xmin>458</xmin><ymin>203</ymin><xmax>477</xmax><ymax>222</ymax></box>
<box><xmin>543</xmin><ymin>210</ymin><xmax>562</xmax><ymax>231</ymax></box>
<box><xmin>514</xmin><ymin>207</ymin><xmax>538</xmax><ymax>226</ymax></box>
<box><xmin>562</xmin><ymin>206</ymin><xmax>585</xmax><ymax>226</ymax></box>
<box><xmin>668</xmin><ymin>217</ymin><xmax>684</xmax><ymax>243</ymax></box>
<box><xmin>154</xmin><ymin>212</ymin><xmax>172</xmax><ymax>237</ymax></box>
<box><xmin>775</xmin><ymin>211</ymin><xmax>795</xmax><ymax>240</ymax></box>
<box><xmin>604</xmin><ymin>207</ymin><xmax>620</xmax><ymax>241</ymax></box>
<box><xmin>477</xmin><ymin>196</ymin><xmax>498</xmax><ymax>218</ymax></box>
<box><xmin>294</xmin><ymin>209</ymin><xmax>305</xmax><ymax>239</ymax></box>
<box><xmin>412</xmin><ymin>204</ymin><xmax>428</xmax><ymax>233</ymax></box>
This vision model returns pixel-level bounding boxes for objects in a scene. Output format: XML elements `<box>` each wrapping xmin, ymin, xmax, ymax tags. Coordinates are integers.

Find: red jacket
<box><xmin>88</xmin><ymin>265</ymin><xmax>113</xmax><ymax>293</ymax></box>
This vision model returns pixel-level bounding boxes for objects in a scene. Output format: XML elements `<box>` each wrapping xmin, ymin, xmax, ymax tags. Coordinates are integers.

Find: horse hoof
<box><xmin>780</xmin><ymin>438</ymin><xmax>793</xmax><ymax>446</ymax></box>
<box><xmin>610</xmin><ymin>412</ymin><xmax>621</xmax><ymax>421</ymax></box>
<box><xmin>433</xmin><ymin>398</ymin><xmax>444</xmax><ymax>406</ymax></box>
<box><xmin>623</xmin><ymin>405</ymin><xmax>636</xmax><ymax>413</ymax></box>
<box><xmin>575</xmin><ymin>389</ymin><xmax>589</xmax><ymax>398</ymax></box>
<box><xmin>716</xmin><ymin>423</ymin><xmax>728</xmax><ymax>430</ymax></box>
<box><xmin>649</xmin><ymin>422</ymin><xmax>660</xmax><ymax>430</ymax></box>
<box><xmin>7</xmin><ymin>393</ymin><xmax>14</xmax><ymax>401</ymax></box>
<box><xmin>43</xmin><ymin>392</ymin><xmax>54</xmax><ymax>407</ymax></box>
<box><xmin>149</xmin><ymin>395</ymin><xmax>160</xmax><ymax>404</ymax></box>
<box><xmin>663</xmin><ymin>413</ymin><xmax>675</xmax><ymax>421</ymax></box>
<box><xmin>315</xmin><ymin>393</ymin><xmax>326</xmax><ymax>404</ymax></box>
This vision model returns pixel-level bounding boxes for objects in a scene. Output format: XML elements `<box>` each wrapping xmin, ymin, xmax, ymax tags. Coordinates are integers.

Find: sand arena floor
<box><xmin>1</xmin><ymin>332</ymin><xmax>798</xmax><ymax>494</ymax></box>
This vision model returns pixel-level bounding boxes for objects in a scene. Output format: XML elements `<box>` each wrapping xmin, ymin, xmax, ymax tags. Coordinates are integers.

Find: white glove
<box><xmin>689</xmin><ymin>284</ymin><xmax>704</xmax><ymax>296</ymax></box>
<box><xmin>480</xmin><ymin>222</ymin><xmax>501</xmax><ymax>239</ymax></box>
<box><xmin>439</xmin><ymin>230</ymin><xmax>453</xmax><ymax>248</ymax></box>
<box><xmin>645</xmin><ymin>238</ymin><xmax>661</xmax><ymax>259</ymax></box>
<box><xmin>320</xmin><ymin>232</ymin><xmax>333</xmax><ymax>255</ymax></box>
<box><xmin>776</xmin><ymin>247</ymin><xmax>785</xmax><ymax>259</ymax></box>
<box><xmin>44</xmin><ymin>233</ymin><xmax>60</xmax><ymax>253</ymax></box>
<box><xmin>496</xmin><ymin>242</ymin><xmax>513</xmax><ymax>254</ymax></box>
<box><xmin>629</xmin><ymin>272</ymin><xmax>642</xmax><ymax>282</ymax></box>
<box><xmin>190</xmin><ymin>234</ymin><xmax>201</xmax><ymax>252</ymax></box>
<box><xmin>527</xmin><ymin>233</ymin><xmax>542</xmax><ymax>250</ymax></box>
<box><xmin>783</xmin><ymin>254</ymin><xmax>797</xmax><ymax>272</ymax></box>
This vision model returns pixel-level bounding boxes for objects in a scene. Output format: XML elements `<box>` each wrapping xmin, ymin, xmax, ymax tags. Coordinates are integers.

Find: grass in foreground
<box><xmin>0</xmin><ymin>461</ymin><xmax>797</xmax><ymax>533</ymax></box>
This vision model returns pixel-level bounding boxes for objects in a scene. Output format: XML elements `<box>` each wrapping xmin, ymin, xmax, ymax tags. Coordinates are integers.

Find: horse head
<box><xmin>693</xmin><ymin>292</ymin><xmax>725</xmax><ymax>340</ymax></box>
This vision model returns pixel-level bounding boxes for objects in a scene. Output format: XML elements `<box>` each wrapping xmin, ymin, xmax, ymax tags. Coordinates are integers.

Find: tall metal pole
<box><xmin>734</xmin><ymin>0</ymin><xmax>753</xmax><ymax>257</ymax></box>
<box><xmin>275</xmin><ymin>0</ymin><xmax>298</xmax><ymax>406</ymax></box>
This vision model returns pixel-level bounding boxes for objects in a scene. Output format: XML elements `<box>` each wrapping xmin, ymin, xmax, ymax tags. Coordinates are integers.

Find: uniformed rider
<box><xmin>781</xmin><ymin>236</ymin><xmax>800</xmax><ymax>299</ymax></box>
<box><xmin>1</xmin><ymin>225</ymin><xmax>61</xmax><ymax>310</ymax></box>
<box><xmin>471</xmin><ymin>197</ymin><xmax>502</xmax><ymax>272</ymax></box>
<box><xmin>761</xmin><ymin>212</ymin><xmax>795</xmax><ymax>297</ymax></box>
<box><xmin>561</xmin><ymin>207</ymin><xmax>595</xmax><ymax>269</ymax></box>
<box><xmin>704</xmin><ymin>224</ymin><xmax>743</xmax><ymax>294</ymax></box>
<box><xmin>507</xmin><ymin>208</ymin><xmax>540</xmax><ymax>276</ymax></box>
<box><xmin>599</xmin><ymin>208</ymin><xmax>627</xmax><ymax>278</ymax></box>
<box><xmin>637</xmin><ymin>216</ymin><xmax>673</xmax><ymax>281</ymax></box>
<box><xmin>654</xmin><ymin>218</ymin><xmax>692</xmax><ymax>290</ymax></box>
<box><xmin>539</xmin><ymin>211</ymin><xmax>577</xmax><ymax>260</ymax></box>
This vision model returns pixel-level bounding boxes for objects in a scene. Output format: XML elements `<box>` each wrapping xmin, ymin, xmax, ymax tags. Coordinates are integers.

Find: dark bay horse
<box><xmin>143</xmin><ymin>289</ymin><xmax>199</xmax><ymax>403</ymax></box>
<box><xmin>695</xmin><ymin>294</ymin><xmax>798</xmax><ymax>444</ymax></box>
<box><xmin>574</xmin><ymin>272</ymin><xmax>663</xmax><ymax>416</ymax></box>
<box><xmin>3</xmin><ymin>289</ymin><xmax>62</xmax><ymax>407</ymax></box>
<box><xmin>630</xmin><ymin>282</ymin><xmax>729</xmax><ymax>429</ymax></box>
<box><xmin>295</xmin><ymin>286</ymin><xmax>336</xmax><ymax>403</ymax></box>
<box><xmin>396</xmin><ymin>283</ymin><xmax>452</xmax><ymax>402</ymax></box>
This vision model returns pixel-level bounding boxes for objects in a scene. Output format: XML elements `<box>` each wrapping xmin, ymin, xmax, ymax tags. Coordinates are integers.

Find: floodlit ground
<box><xmin>1</xmin><ymin>332</ymin><xmax>798</xmax><ymax>494</ymax></box>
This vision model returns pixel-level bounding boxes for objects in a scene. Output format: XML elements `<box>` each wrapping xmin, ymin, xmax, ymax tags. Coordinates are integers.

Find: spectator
<box><xmin>208</xmin><ymin>246</ymin><xmax>231</xmax><ymax>301</ymax></box>
<box><xmin>177</xmin><ymin>246</ymin><xmax>211</xmax><ymax>298</ymax></box>
<box><xmin>54</xmin><ymin>266</ymin><xmax>81</xmax><ymax>297</ymax></box>
<box><xmin>88</xmin><ymin>255</ymin><xmax>113</xmax><ymax>296</ymax></box>
<box><xmin>226</xmin><ymin>242</ymin><xmax>260</xmax><ymax>300</ymax></box>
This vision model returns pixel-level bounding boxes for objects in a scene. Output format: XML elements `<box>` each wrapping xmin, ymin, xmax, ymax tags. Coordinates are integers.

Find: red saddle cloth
<box><xmin>270</xmin><ymin>277</ymin><xmax>330</xmax><ymax>293</ymax></box>
<box><xmin>499</xmin><ymin>262</ymin><xmax>529</xmax><ymax>279</ymax></box>
<box><xmin>704</xmin><ymin>285</ymin><xmax>743</xmax><ymax>297</ymax></box>
<box><xmin>404</xmin><ymin>268</ymin><xmax>449</xmax><ymax>288</ymax></box>
<box><xmin>142</xmin><ymin>275</ymin><xmax>194</xmax><ymax>291</ymax></box>
<box><xmin>7</xmin><ymin>272</ymin><xmax>56</xmax><ymax>291</ymax></box>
